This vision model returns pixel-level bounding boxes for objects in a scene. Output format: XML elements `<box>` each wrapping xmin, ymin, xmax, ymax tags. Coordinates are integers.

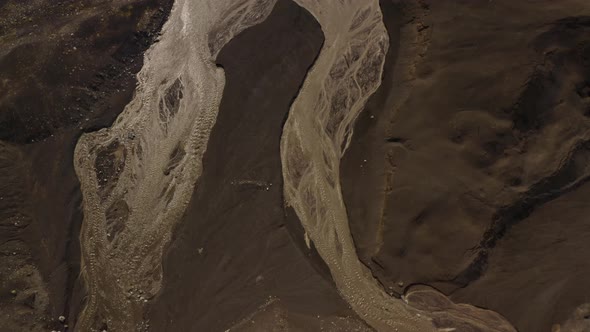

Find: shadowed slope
<box><xmin>340</xmin><ymin>1</ymin><xmax>590</xmax><ymax>331</ymax></box>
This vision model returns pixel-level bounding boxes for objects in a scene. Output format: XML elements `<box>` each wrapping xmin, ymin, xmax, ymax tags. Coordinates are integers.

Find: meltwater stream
<box><xmin>74</xmin><ymin>0</ymin><xmax>518</xmax><ymax>331</ymax></box>
<box><xmin>74</xmin><ymin>0</ymin><xmax>277</xmax><ymax>330</ymax></box>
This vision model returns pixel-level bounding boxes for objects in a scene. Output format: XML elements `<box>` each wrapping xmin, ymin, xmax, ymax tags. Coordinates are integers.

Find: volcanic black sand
<box><xmin>0</xmin><ymin>1</ymin><xmax>173</xmax><ymax>330</ymax></box>
<box><xmin>341</xmin><ymin>1</ymin><xmax>590</xmax><ymax>331</ymax></box>
<box><xmin>146</xmin><ymin>1</ymin><xmax>371</xmax><ymax>331</ymax></box>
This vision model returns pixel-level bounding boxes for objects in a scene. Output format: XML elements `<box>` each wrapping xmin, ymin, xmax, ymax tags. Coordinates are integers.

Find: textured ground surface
<box><xmin>342</xmin><ymin>1</ymin><xmax>590</xmax><ymax>331</ymax></box>
<box><xmin>146</xmin><ymin>1</ymin><xmax>369</xmax><ymax>331</ymax></box>
<box><xmin>1</xmin><ymin>0</ymin><xmax>590</xmax><ymax>331</ymax></box>
<box><xmin>0</xmin><ymin>0</ymin><xmax>173</xmax><ymax>331</ymax></box>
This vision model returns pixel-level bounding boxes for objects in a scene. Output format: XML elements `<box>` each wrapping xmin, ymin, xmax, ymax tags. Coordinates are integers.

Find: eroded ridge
<box><xmin>281</xmin><ymin>1</ymin><xmax>516</xmax><ymax>331</ymax></box>
<box><xmin>73</xmin><ymin>0</ymin><xmax>276</xmax><ymax>330</ymax></box>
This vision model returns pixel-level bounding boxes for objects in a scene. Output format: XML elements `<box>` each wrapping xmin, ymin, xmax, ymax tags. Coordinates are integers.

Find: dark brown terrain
<box><xmin>147</xmin><ymin>1</ymin><xmax>371</xmax><ymax>330</ymax></box>
<box><xmin>0</xmin><ymin>0</ymin><xmax>173</xmax><ymax>330</ymax></box>
<box><xmin>2</xmin><ymin>0</ymin><xmax>590</xmax><ymax>331</ymax></box>
<box><xmin>342</xmin><ymin>1</ymin><xmax>590</xmax><ymax>331</ymax></box>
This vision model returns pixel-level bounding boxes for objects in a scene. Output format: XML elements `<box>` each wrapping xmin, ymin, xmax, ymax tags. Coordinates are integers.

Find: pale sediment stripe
<box><xmin>280</xmin><ymin>1</ymin><xmax>434</xmax><ymax>330</ymax></box>
<box><xmin>281</xmin><ymin>1</ymin><xmax>516</xmax><ymax>331</ymax></box>
<box><xmin>74</xmin><ymin>0</ymin><xmax>277</xmax><ymax>330</ymax></box>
